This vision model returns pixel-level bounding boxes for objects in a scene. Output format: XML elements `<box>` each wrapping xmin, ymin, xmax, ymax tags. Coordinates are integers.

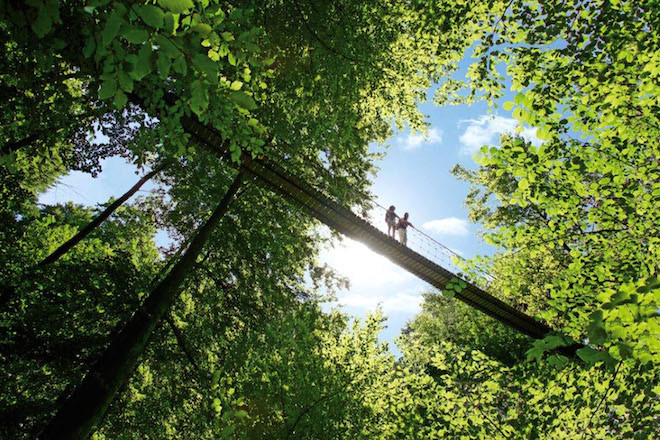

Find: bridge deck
<box><xmin>181</xmin><ymin>115</ymin><xmax>558</xmax><ymax>342</ymax></box>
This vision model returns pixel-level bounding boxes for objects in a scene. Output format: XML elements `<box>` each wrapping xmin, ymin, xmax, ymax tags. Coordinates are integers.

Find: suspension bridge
<box><xmin>180</xmin><ymin>113</ymin><xmax>576</xmax><ymax>350</ymax></box>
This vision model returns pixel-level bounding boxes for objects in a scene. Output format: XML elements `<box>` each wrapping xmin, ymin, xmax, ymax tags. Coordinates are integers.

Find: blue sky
<box><xmin>322</xmin><ymin>95</ymin><xmax>542</xmax><ymax>351</ymax></box>
<box><xmin>40</xmin><ymin>73</ymin><xmax>541</xmax><ymax>354</ymax></box>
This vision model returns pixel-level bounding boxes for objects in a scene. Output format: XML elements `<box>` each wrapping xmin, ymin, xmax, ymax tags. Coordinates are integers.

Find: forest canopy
<box><xmin>0</xmin><ymin>1</ymin><xmax>658</xmax><ymax>439</ymax></box>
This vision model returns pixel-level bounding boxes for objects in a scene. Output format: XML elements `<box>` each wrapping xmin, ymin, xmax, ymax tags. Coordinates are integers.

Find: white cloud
<box><xmin>422</xmin><ymin>217</ymin><xmax>469</xmax><ymax>236</ymax></box>
<box><xmin>338</xmin><ymin>288</ymin><xmax>423</xmax><ymax>314</ymax></box>
<box><xmin>458</xmin><ymin>115</ymin><xmax>540</xmax><ymax>155</ymax></box>
<box><xmin>399</xmin><ymin>128</ymin><xmax>443</xmax><ymax>150</ymax></box>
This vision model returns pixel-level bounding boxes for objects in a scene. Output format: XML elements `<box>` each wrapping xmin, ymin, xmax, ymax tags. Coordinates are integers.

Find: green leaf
<box><xmin>192</xmin><ymin>54</ymin><xmax>218</xmax><ymax>83</ymax></box>
<box><xmin>544</xmin><ymin>334</ymin><xmax>570</xmax><ymax>349</ymax></box>
<box><xmin>503</xmin><ymin>101</ymin><xmax>514</xmax><ymax>111</ymax></box>
<box><xmin>173</xmin><ymin>57</ymin><xmax>187</xmax><ymax>75</ymax></box>
<box><xmin>192</xmin><ymin>23</ymin><xmax>213</xmax><ymax>35</ymax></box>
<box><xmin>154</xmin><ymin>35</ymin><xmax>180</xmax><ymax>58</ymax></box>
<box><xmin>228</xmin><ymin>52</ymin><xmax>237</xmax><ymax>66</ymax></box>
<box><xmin>83</xmin><ymin>36</ymin><xmax>96</xmax><ymax>58</ymax></box>
<box><xmin>230</xmin><ymin>145</ymin><xmax>242</xmax><ymax>162</ymax></box>
<box><xmin>114</xmin><ymin>90</ymin><xmax>128</xmax><ymax>109</ymax></box>
<box><xmin>212</xmin><ymin>397</ymin><xmax>222</xmax><ymax>412</ymax></box>
<box><xmin>50</xmin><ymin>38</ymin><xmax>67</xmax><ymax>50</ymax></box>
<box><xmin>157</xmin><ymin>52</ymin><xmax>172</xmax><ymax>78</ymax></box>
<box><xmin>102</xmin><ymin>11</ymin><xmax>123</xmax><ymax>46</ymax></box>
<box><xmin>98</xmin><ymin>79</ymin><xmax>118</xmax><ymax>100</ymax></box>
<box><xmin>190</xmin><ymin>80</ymin><xmax>209</xmax><ymax>116</ymax></box>
<box><xmin>130</xmin><ymin>44</ymin><xmax>154</xmax><ymax>80</ymax></box>
<box><xmin>234</xmin><ymin>409</ymin><xmax>249</xmax><ymax>419</ymax></box>
<box><xmin>547</xmin><ymin>354</ymin><xmax>569</xmax><ymax>368</ymax></box>
<box><xmin>526</xmin><ymin>345</ymin><xmax>545</xmax><ymax>363</ymax></box>
<box><xmin>135</xmin><ymin>5</ymin><xmax>164</xmax><ymax>29</ymax></box>
<box><xmin>164</xmin><ymin>12</ymin><xmax>178</xmax><ymax>34</ymax></box>
<box><xmin>157</xmin><ymin>0</ymin><xmax>194</xmax><ymax>13</ymax></box>
<box><xmin>230</xmin><ymin>80</ymin><xmax>243</xmax><ymax>91</ymax></box>
<box><xmin>118</xmin><ymin>72</ymin><xmax>134</xmax><ymax>92</ymax></box>
<box><xmin>122</xmin><ymin>28</ymin><xmax>149</xmax><ymax>44</ymax></box>
<box><xmin>576</xmin><ymin>347</ymin><xmax>610</xmax><ymax>364</ymax></box>
<box><xmin>221</xmin><ymin>426</ymin><xmax>236</xmax><ymax>437</ymax></box>
<box><xmin>31</xmin><ymin>6</ymin><xmax>53</xmax><ymax>38</ymax></box>
<box><xmin>536</xmin><ymin>126</ymin><xmax>553</xmax><ymax>141</ymax></box>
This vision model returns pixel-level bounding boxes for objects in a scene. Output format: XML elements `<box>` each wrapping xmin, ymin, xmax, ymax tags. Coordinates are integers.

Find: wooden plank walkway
<box><xmin>181</xmin><ymin>114</ymin><xmax>564</xmax><ymax>343</ymax></box>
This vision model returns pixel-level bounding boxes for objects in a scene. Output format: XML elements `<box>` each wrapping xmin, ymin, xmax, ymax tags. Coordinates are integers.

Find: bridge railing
<box><xmin>263</xmin><ymin>152</ymin><xmax>494</xmax><ymax>289</ymax></box>
<box><xmin>342</xmin><ymin>198</ymin><xmax>495</xmax><ymax>289</ymax></box>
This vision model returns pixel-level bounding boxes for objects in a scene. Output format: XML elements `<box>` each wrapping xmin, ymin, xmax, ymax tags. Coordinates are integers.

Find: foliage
<box><xmin>403</xmin><ymin>289</ymin><xmax>533</xmax><ymax>365</ymax></box>
<box><xmin>0</xmin><ymin>202</ymin><xmax>160</xmax><ymax>438</ymax></box>
<box><xmin>0</xmin><ymin>0</ymin><xmax>658</xmax><ymax>439</ymax></box>
<box><xmin>453</xmin><ymin>131</ymin><xmax>659</xmax><ymax>365</ymax></box>
<box><xmin>439</xmin><ymin>0</ymin><xmax>660</xmax><ymax>365</ymax></box>
<box><xmin>398</xmin><ymin>340</ymin><xmax>659</xmax><ymax>440</ymax></box>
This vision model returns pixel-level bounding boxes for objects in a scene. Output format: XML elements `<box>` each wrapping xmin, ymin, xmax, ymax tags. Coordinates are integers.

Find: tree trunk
<box><xmin>36</xmin><ymin>162</ymin><xmax>168</xmax><ymax>268</ymax></box>
<box><xmin>38</xmin><ymin>171</ymin><xmax>244</xmax><ymax>440</ymax></box>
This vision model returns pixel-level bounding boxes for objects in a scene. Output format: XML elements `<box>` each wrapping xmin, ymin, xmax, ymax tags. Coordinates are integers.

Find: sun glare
<box><xmin>321</xmin><ymin>238</ymin><xmax>411</xmax><ymax>287</ymax></box>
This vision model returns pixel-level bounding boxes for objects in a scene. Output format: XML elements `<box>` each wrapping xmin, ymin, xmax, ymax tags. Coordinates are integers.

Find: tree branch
<box><xmin>580</xmin><ymin>361</ymin><xmax>623</xmax><ymax>440</ymax></box>
<box><xmin>285</xmin><ymin>389</ymin><xmax>343</xmax><ymax>440</ymax></box>
<box><xmin>36</xmin><ymin>162</ymin><xmax>169</xmax><ymax>268</ymax></box>
<box><xmin>165</xmin><ymin>314</ymin><xmax>200</xmax><ymax>372</ymax></box>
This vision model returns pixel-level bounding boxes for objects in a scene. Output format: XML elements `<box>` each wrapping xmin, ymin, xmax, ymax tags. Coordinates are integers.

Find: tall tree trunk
<box><xmin>38</xmin><ymin>171</ymin><xmax>244</xmax><ymax>440</ymax></box>
<box><xmin>36</xmin><ymin>162</ymin><xmax>168</xmax><ymax>268</ymax></box>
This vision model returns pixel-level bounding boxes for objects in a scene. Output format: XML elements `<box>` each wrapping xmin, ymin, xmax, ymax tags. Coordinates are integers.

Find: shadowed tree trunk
<box><xmin>36</xmin><ymin>162</ymin><xmax>169</xmax><ymax>268</ymax></box>
<box><xmin>38</xmin><ymin>171</ymin><xmax>244</xmax><ymax>440</ymax></box>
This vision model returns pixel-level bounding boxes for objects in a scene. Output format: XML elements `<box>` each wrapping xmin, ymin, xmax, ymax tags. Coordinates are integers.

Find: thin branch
<box><xmin>35</xmin><ymin>162</ymin><xmax>169</xmax><ymax>268</ymax></box>
<box><xmin>580</xmin><ymin>361</ymin><xmax>623</xmax><ymax>440</ymax></box>
<box><xmin>291</xmin><ymin>0</ymin><xmax>364</xmax><ymax>65</ymax></box>
<box><xmin>285</xmin><ymin>389</ymin><xmax>343</xmax><ymax>440</ymax></box>
<box><xmin>165</xmin><ymin>314</ymin><xmax>200</xmax><ymax>371</ymax></box>
<box><xmin>290</xmin><ymin>0</ymin><xmax>398</xmax><ymax>80</ymax></box>
<box><xmin>465</xmin><ymin>390</ymin><xmax>512</xmax><ymax>439</ymax></box>
<box><xmin>492</xmin><ymin>0</ymin><xmax>516</xmax><ymax>32</ymax></box>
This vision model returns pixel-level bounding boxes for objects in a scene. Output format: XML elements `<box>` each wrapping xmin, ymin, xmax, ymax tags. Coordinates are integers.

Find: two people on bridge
<box><xmin>385</xmin><ymin>206</ymin><xmax>413</xmax><ymax>246</ymax></box>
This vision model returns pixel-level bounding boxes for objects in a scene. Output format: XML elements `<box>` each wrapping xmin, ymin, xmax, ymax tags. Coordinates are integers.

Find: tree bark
<box><xmin>1</xmin><ymin>132</ymin><xmax>41</xmax><ymax>156</ymax></box>
<box><xmin>36</xmin><ymin>162</ymin><xmax>168</xmax><ymax>268</ymax></box>
<box><xmin>38</xmin><ymin>171</ymin><xmax>244</xmax><ymax>440</ymax></box>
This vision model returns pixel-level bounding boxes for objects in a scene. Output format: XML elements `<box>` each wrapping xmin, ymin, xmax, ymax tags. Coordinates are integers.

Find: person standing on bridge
<box><xmin>397</xmin><ymin>212</ymin><xmax>413</xmax><ymax>246</ymax></box>
<box><xmin>385</xmin><ymin>205</ymin><xmax>397</xmax><ymax>239</ymax></box>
